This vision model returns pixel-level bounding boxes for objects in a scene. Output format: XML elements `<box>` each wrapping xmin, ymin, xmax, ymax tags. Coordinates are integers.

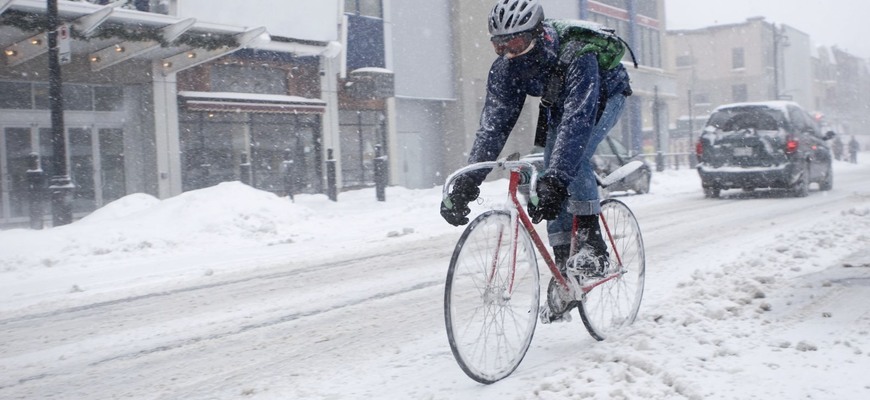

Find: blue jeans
<box><xmin>543</xmin><ymin>93</ymin><xmax>627</xmax><ymax>247</ymax></box>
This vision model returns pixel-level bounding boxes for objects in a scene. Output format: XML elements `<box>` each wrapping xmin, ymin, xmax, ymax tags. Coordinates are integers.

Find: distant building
<box><xmin>666</xmin><ymin>17</ymin><xmax>813</xmax><ymax>136</ymax></box>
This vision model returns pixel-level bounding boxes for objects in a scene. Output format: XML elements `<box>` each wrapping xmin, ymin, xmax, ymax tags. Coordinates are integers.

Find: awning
<box><xmin>179</xmin><ymin>91</ymin><xmax>326</xmax><ymax>114</ymax></box>
<box><xmin>1</xmin><ymin>0</ymin><xmax>334</xmax><ymax>76</ymax></box>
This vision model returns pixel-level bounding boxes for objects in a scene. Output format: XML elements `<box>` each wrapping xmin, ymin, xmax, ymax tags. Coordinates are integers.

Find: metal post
<box><xmin>47</xmin><ymin>0</ymin><xmax>73</xmax><ymax>226</ymax></box>
<box><xmin>373</xmin><ymin>144</ymin><xmax>387</xmax><ymax>202</ymax></box>
<box><xmin>688</xmin><ymin>89</ymin><xmax>697</xmax><ymax>168</ymax></box>
<box><xmin>239</xmin><ymin>152</ymin><xmax>252</xmax><ymax>185</ymax></box>
<box><xmin>281</xmin><ymin>148</ymin><xmax>295</xmax><ymax>201</ymax></box>
<box><xmin>654</xmin><ymin>86</ymin><xmax>665</xmax><ymax>172</ymax></box>
<box><xmin>26</xmin><ymin>153</ymin><xmax>45</xmax><ymax>230</ymax></box>
<box><xmin>326</xmin><ymin>148</ymin><xmax>337</xmax><ymax>201</ymax></box>
<box><xmin>773</xmin><ymin>24</ymin><xmax>779</xmax><ymax>99</ymax></box>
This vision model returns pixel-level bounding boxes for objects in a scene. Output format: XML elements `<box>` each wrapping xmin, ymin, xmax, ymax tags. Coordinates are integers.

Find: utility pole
<box><xmin>47</xmin><ymin>0</ymin><xmax>74</xmax><ymax>226</ymax></box>
<box><xmin>688</xmin><ymin>89</ymin><xmax>697</xmax><ymax>167</ymax></box>
<box><xmin>772</xmin><ymin>24</ymin><xmax>789</xmax><ymax>100</ymax></box>
<box><xmin>654</xmin><ymin>86</ymin><xmax>664</xmax><ymax>172</ymax></box>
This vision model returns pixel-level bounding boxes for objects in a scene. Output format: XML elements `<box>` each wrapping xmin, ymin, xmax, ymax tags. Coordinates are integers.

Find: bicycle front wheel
<box><xmin>579</xmin><ymin>198</ymin><xmax>645</xmax><ymax>341</ymax></box>
<box><xmin>444</xmin><ymin>210</ymin><xmax>540</xmax><ymax>384</ymax></box>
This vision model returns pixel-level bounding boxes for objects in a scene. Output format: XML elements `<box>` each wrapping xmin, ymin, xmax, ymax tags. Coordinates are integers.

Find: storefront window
<box><xmin>63</xmin><ymin>85</ymin><xmax>94</xmax><ymax>111</ymax></box>
<box><xmin>0</xmin><ymin>82</ymin><xmax>32</xmax><ymax>109</ymax></box>
<box><xmin>95</xmin><ymin>86</ymin><xmax>124</xmax><ymax>111</ymax></box>
<box><xmin>339</xmin><ymin>110</ymin><xmax>386</xmax><ymax>188</ymax></box>
<box><xmin>211</xmin><ymin>64</ymin><xmax>288</xmax><ymax>95</ymax></box>
<box><xmin>180</xmin><ymin>111</ymin><xmax>322</xmax><ymax>194</ymax></box>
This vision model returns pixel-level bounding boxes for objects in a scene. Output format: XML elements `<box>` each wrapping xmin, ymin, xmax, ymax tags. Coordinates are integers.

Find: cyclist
<box><xmin>440</xmin><ymin>0</ymin><xmax>632</xmax><ymax>279</ymax></box>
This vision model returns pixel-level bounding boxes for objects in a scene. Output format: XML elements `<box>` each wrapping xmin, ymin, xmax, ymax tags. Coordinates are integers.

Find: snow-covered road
<box><xmin>1</xmin><ymin>158</ymin><xmax>869</xmax><ymax>399</ymax></box>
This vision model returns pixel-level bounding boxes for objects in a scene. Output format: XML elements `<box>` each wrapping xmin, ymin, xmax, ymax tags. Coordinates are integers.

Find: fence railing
<box><xmin>638</xmin><ymin>152</ymin><xmax>698</xmax><ymax>171</ymax></box>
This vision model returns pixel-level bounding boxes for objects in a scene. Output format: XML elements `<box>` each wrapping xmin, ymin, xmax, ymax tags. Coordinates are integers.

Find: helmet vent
<box><xmin>518</xmin><ymin>13</ymin><xmax>531</xmax><ymax>26</ymax></box>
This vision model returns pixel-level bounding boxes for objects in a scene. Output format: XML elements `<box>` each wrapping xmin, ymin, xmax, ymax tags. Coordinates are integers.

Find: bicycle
<box><xmin>441</xmin><ymin>155</ymin><xmax>646</xmax><ymax>384</ymax></box>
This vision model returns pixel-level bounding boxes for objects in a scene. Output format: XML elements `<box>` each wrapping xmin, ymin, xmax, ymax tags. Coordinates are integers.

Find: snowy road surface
<box><xmin>1</xmin><ymin>157</ymin><xmax>869</xmax><ymax>399</ymax></box>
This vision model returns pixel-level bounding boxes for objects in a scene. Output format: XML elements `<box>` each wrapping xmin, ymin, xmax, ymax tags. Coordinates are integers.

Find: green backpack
<box><xmin>549</xmin><ymin>19</ymin><xmax>637</xmax><ymax>71</ymax></box>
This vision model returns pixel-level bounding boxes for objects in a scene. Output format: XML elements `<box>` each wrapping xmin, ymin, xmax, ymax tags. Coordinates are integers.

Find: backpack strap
<box><xmin>534</xmin><ymin>56</ymin><xmax>609</xmax><ymax>148</ymax></box>
<box><xmin>616</xmin><ymin>35</ymin><xmax>639</xmax><ymax>69</ymax></box>
<box><xmin>534</xmin><ymin>64</ymin><xmax>564</xmax><ymax>147</ymax></box>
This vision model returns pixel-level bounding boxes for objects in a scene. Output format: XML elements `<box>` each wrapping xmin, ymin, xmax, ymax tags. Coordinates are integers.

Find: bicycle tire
<box><xmin>444</xmin><ymin>210</ymin><xmax>540</xmax><ymax>384</ymax></box>
<box><xmin>578</xmin><ymin>198</ymin><xmax>645</xmax><ymax>341</ymax></box>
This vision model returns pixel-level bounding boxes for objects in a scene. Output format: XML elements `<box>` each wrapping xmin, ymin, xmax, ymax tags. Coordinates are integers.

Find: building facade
<box><xmin>0</xmin><ymin>0</ymin><xmax>337</xmax><ymax>226</ymax></box>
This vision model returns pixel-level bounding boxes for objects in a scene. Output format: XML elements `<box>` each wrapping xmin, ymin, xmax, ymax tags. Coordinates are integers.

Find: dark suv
<box><xmin>696</xmin><ymin>101</ymin><xmax>835</xmax><ymax>198</ymax></box>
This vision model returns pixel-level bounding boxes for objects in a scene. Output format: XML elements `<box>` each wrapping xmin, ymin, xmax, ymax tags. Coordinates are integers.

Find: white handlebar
<box><xmin>442</xmin><ymin>159</ymin><xmax>539</xmax><ymax>208</ymax></box>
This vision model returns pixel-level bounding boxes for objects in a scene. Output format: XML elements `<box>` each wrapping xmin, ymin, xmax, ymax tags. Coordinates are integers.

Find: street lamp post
<box><xmin>47</xmin><ymin>0</ymin><xmax>74</xmax><ymax>226</ymax></box>
<box><xmin>772</xmin><ymin>24</ymin><xmax>789</xmax><ymax>100</ymax></box>
<box><xmin>688</xmin><ymin>89</ymin><xmax>697</xmax><ymax>167</ymax></box>
<box><xmin>654</xmin><ymin>86</ymin><xmax>665</xmax><ymax>172</ymax></box>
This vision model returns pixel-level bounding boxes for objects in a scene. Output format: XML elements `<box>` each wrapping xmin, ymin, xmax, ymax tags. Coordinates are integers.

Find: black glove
<box><xmin>440</xmin><ymin>175</ymin><xmax>480</xmax><ymax>226</ymax></box>
<box><xmin>528</xmin><ymin>174</ymin><xmax>568</xmax><ymax>223</ymax></box>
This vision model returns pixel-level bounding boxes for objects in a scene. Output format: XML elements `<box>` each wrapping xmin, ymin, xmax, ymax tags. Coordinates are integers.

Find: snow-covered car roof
<box><xmin>711</xmin><ymin>100</ymin><xmax>801</xmax><ymax>115</ymax></box>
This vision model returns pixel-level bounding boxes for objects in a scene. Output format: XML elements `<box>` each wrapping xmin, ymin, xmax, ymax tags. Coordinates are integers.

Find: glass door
<box><xmin>98</xmin><ymin>128</ymin><xmax>126</xmax><ymax>204</ymax></box>
<box><xmin>1</xmin><ymin>127</ymin><xmax>34</xmax><ymax>221</ymax></box>
<box><xmin>37</xmin><ymin>126</ymin><xmax>124</xmax><ymax>215</ymax></box>
<box><xmin>69</xmin><ymin>128</ymin><xmax>96</xmax><ymax>213</ymax></box>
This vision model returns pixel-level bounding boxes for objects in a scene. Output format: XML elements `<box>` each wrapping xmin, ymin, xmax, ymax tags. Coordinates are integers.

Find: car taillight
<box><xmin>785</xmin><ymin>138</ymin><xmax>799</xmax><ymax>154</ymax></box>
<box><xmin>696</xmin><ymin>141</ymin><xmax>704</xmax><ymax>158</ymax></box>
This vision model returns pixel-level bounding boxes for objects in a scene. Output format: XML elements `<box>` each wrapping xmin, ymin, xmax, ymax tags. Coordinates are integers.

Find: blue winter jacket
<box><xmin>466</xmin><ymin>22</ymin><xmax>632</xmax><ymax>186</ymax></box>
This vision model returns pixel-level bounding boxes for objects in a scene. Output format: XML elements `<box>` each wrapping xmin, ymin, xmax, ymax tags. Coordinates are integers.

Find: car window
<box><xmin>788</xmin><ymin>106</ymin><xmax>810</xmax><ymax>133</ymax></box>
<box><xmin>798</xmin><ymin>108</ymin><xmax>819</xmax><ymax>135</ymax></box>
<box><xmin>706</xmin><ymin>107</ymin><xmax>785</xmax><ymax>131</ymax></box>
<box><xmin>596</xmin><ymin>140</ymin><xmax>615</xmax><ymax>156</ymax></box>
<box><xmin>608</xmin><ymin>137</ymin><xmax>630</xmax><ymax>158</ymax></box>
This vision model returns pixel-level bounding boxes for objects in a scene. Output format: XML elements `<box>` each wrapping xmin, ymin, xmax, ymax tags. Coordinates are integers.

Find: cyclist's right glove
<box><xmin>440</xmin><ymin>175</ymin><xmax>480</xmax><ymax>226</ymax></box>
<box><xmin>528</xmin><ymin>174</ymin><xmax>568</xmax><ymax>223</ymax></box>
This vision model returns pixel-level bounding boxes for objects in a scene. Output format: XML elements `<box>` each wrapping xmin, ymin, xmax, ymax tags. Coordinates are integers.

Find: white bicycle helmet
<box><xmin>488</xmin><ymin>0</ymin><xmax>545</xmax><ymax>36</ymax></box>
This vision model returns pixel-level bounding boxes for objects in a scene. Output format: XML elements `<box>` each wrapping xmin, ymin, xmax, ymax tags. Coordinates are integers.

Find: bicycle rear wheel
<box><xmin>444</xmin><ymin>210</ymin><xmax>540</xmax><ymax>384</ymax></box>
<box><xmin>578</xmin><ymin>198</ymin><xmax>645</xmax><ymax>341</ymax></box>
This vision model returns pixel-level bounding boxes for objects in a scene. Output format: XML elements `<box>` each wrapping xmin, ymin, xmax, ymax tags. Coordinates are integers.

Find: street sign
<box><xmin>58</xmin><ymin>23</ymin><xmax>71</xmax><ymax>65</ymax></box>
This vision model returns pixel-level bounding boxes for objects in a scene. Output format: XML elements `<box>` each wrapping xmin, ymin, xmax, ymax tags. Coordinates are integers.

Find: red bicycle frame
<box><xmin>502</xmin><ymin>168</ymin><xmax>624</xmax><ymax>295</ymax></box>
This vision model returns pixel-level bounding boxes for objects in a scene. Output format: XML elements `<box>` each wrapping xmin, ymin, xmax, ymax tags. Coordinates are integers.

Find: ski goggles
<box><xmin>491</xmin><ymin>32</ymin><xmax>535</xmax><ymax>58</ymax></box>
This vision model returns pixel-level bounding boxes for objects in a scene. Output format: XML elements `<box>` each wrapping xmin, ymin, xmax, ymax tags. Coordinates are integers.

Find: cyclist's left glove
<box><xmin>528</xmin><ymin>174</ymin><xmax>568</xmax><ymax>223</ymax></box>
<box><xmin>440</xmin><ymin>175</ymin><xmax>480</xmax><ymax>226</ymax></box>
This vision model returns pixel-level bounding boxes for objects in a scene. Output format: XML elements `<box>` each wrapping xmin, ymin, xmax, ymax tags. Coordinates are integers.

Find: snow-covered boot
<box><xmin>568</xmin><ymin>215</ymin><xmax>610</xmax><ymax>277</ymax></box>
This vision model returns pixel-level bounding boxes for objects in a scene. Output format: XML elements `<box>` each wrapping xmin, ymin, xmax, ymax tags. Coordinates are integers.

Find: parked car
<box><xmin>594</xmin><ymin>135</ymin><xmax>652</xmax><ymax>195</ymax></box>
<box><xmin>519</xmin><ymin>135</ymin><xmax>652</xmax><ymax>197</ymax></box>
<box><xmin>696</xmin><ymin>101</ymin><xmax>835</xmax><ymax>198</ymax></box>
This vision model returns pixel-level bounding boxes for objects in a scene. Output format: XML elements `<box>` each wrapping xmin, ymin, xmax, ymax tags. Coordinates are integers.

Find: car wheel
<box><xmin>819</xmin><ymin>162</ymin><xmax>833</xmax><ymax>191</ymax></box>
<box><xmin>791</xmin><ymin>162</ymin><xmax>810</xmax><ymax>197</ymax></box>
<box><xmin>703</xmin><ymin>186</ymin><xmax>720</xmax><ymax>198</ymax></box>
<box><xmin>634</xmin><ymin>170</ymin><xmax>651</xmax><ymax>194</ymax></box>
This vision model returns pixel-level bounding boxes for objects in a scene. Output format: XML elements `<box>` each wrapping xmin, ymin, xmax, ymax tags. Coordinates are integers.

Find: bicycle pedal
<box><xmin>539</xmin><ymin>306</ymin><xmax>572</xmax><ymax>324</ymax></box>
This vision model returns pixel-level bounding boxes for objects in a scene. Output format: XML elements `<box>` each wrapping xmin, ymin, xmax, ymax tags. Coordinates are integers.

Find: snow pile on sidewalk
<box><xmin>1</xmin><ymin>183</ymin><xmax>312</xmax><ymax>269</ymax></box>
